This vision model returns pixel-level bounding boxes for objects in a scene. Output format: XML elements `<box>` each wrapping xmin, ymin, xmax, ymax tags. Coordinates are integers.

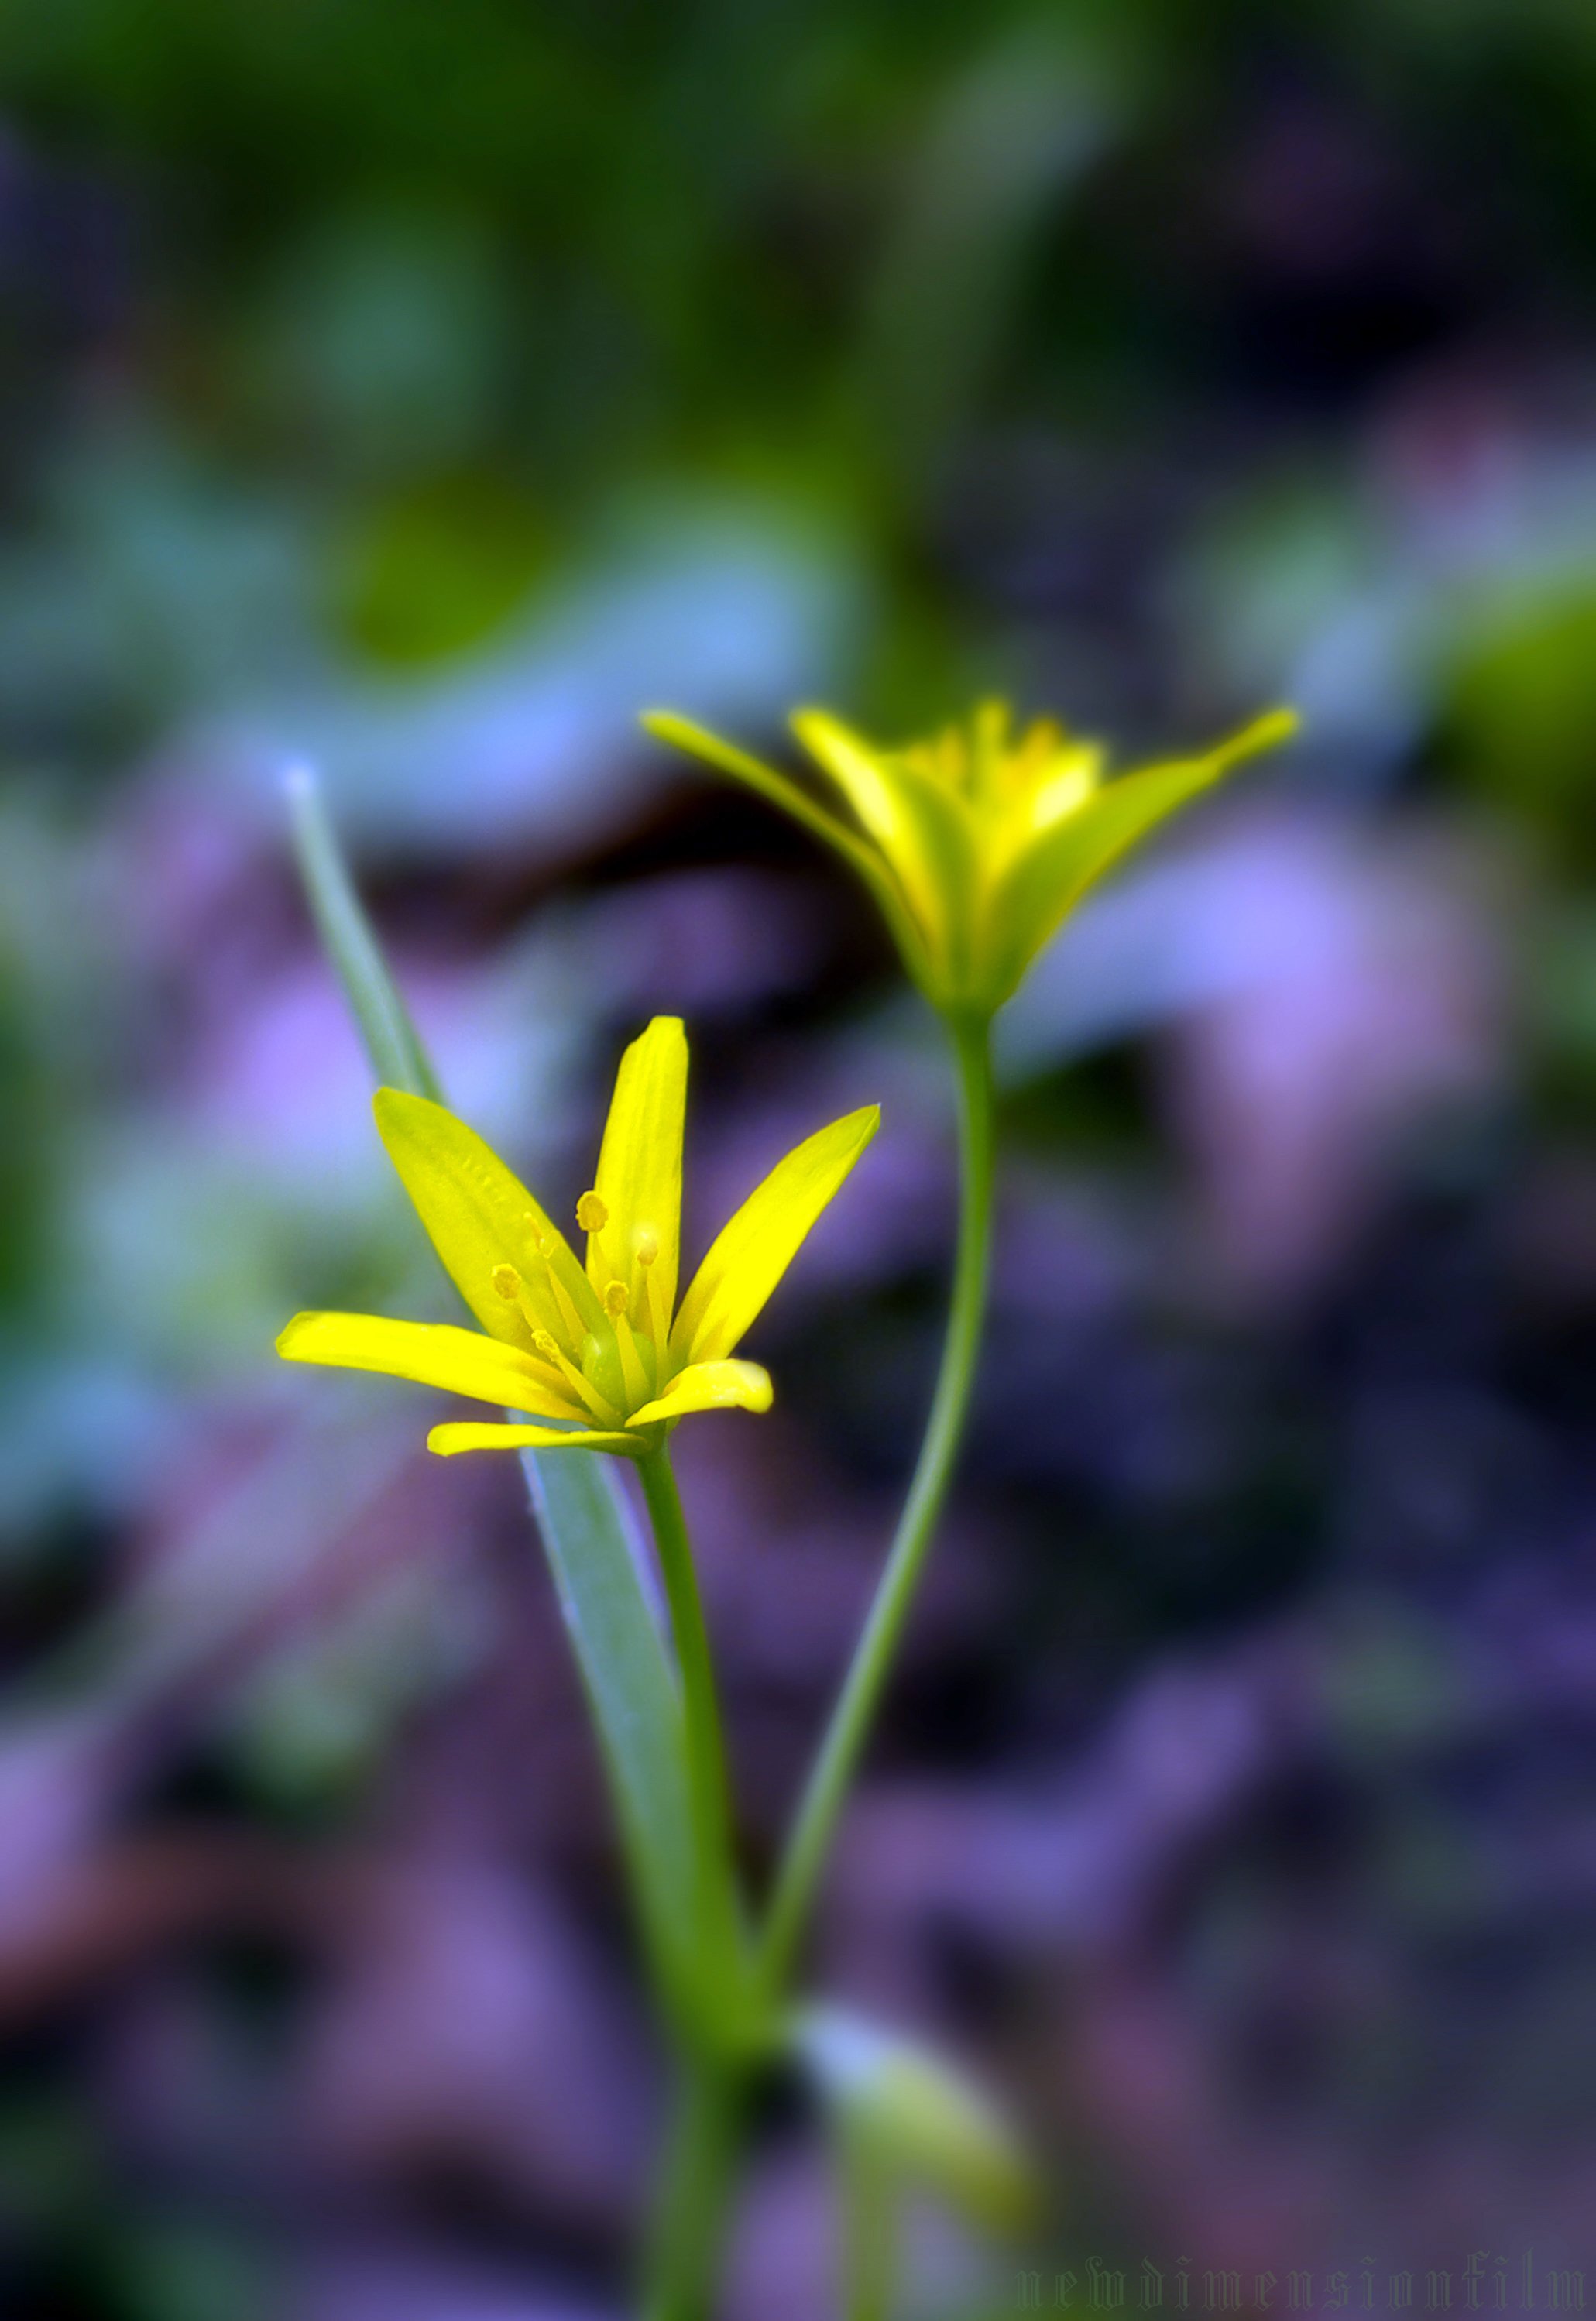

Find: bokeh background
<box><xmin>4</xmin><ymin>2</ymin><xmax>1596</xmax><ymax>2314</ymax></box>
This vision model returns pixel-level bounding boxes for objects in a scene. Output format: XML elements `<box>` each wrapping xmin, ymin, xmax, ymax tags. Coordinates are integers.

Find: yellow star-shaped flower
<box><xmin>277</xmin><ymin>1017</ymin><xmax>878</xmax><ymax>1457</ymax></box>
<box><xmin>644</xmin><ymin>699</ymin><xmax>1299</xmax><ymax>1017</ymax></box>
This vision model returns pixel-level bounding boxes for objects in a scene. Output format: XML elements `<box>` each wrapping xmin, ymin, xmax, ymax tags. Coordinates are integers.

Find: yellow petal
<box><xmin>792</xmin><ymin>709</ymin><xmax>980</xmax><ymax>978</ymax></box>
<box><xmin>1025</xmin><ymin>741</ymin><xmax>1104</xmax><ymax>839</ymax></box>
<box><xmin>643</xmin><ymin>710</ymin><xmax>939</xmax><ymax>994</ymax></box>
<box><xmin>276</xmin><ymin>1310</ymin><xmax>576</xmax><ymax>1417</ymax></box>
<box><xmin>792</xmin><ymin>709</ymin><xmax>923</xmax><ymax>855</ymax></box>
<box><xmin>627</xmin><ymin>1358</ymin><xmax>774</xmax><ymax>1428</ymax></box>
<box><xmin>589</xmin><ymin>1015</ymin><xmax>686</xmax><ymax>1335</ymax></box>
<box><xmin>427</xmin><ymin>1421</ymin><xmax>641</xmax><ymax>1457</ymax></box>
<box><xmin>671</xmin><ymin>1105</ymin><xmax>879</xmax><ymax>1365</ymax></box>
<box><xmin>643</xmin><ymin>710</ymin><xmax>880</xmax><ymax>883</ymax></box>
<box><xmin>983</xmin><ymin>708</ymin><xmax>1300</xmax><ymax>1004</ymax></box>
<box><xmin>373</xmin><ymin>1088</ymin><xmax>599</xmax><ymax>1348</ymax></box>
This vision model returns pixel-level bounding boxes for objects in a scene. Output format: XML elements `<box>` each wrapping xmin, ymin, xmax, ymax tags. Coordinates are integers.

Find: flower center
<box><xmin>493</xmin><ymin>1193</ymin><xmax>674</xmax><ymax>1428</ymax></box>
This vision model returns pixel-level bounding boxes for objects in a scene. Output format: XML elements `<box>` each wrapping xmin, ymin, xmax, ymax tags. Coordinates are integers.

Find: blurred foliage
<box><xmin>0</xmin><ymin>0</ymin><xmax>1593</xmax><ymax>741</ymax></box>
<box><xmin>3</xmin><ymin>0</ymin><xmax>1596</xmax><ymax>2314</ymax></box>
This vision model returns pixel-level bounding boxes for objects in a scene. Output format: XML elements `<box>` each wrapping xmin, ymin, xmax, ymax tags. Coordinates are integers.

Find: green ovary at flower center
<box><xmin>490</xmin><ymin>1198</ymin><xmax>673</xmax><ymax>1428</ymax></box>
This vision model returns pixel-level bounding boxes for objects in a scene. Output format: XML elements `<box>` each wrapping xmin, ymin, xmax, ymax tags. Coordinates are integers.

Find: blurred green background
<box><xmin>5</xmin><ymin>2</ymin><xmax>1596</xmax><ymax>2316</ymax></box>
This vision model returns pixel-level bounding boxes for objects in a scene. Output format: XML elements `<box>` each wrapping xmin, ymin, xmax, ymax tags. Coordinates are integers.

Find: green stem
<box><xmin>757</xmin><ymin>1011</ymin><xmax>996</xmax><ymax>2000</ymax></box>
<box><xmin>637</xmin><ymin>1441</ymin><xmax>743</xmax><ymax>1998</ymax></box>
<box><xmin>636</xmin><ymin>1444</ymin><xmax>748</xmax><ymax>2319</ymax></box>
<box><xmin>642</xmin><ymin>2059</ymin><xmax>743</xmax><ymax>2321</ymax></box>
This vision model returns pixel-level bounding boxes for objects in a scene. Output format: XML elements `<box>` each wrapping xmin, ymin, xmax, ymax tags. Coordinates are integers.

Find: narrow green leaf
<box><xmin>283</xmin><ymin>762</ymin><xmax>701</xmax><ymax>2022</ymax></box>
<box><xmin>284</xmin><ymin>764</ymin><xmax>443</xmax><ymax>1104</ymax></box>
<box><xmin>522</xmin><ymin>1446</ymin><xmax>698</xmax><ymax>2018</ymax></box>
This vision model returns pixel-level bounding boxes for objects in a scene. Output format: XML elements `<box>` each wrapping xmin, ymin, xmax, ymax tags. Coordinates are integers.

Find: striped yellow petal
<box><xmin>792</xmin><ymin>709</ymin><xmax>980</xmax><ymax>976</ymax></box>
<box><xmin>587</xmin><ymin>1015</ymin><xmax>686</xmax><ymax>1340</ymax></box>
<box><xmin>642</xmin><ymin>711</ymin><xmax>939</xmax><ymax>993</ymax></box>
<box><xmin>1025</xmin><ymin>741</ymin><xmax>1104</xmax><ymax>843</ymax></box>
<box><xmin>627</xmin><ymin>1358</ymin><xmax>774</xmax><ymax>1429</ymax></box>
<box><xmin>374</xmin><ymin>1087</ymin><xmax>599</xmax><ymax>1348</ymax></box>
<box><xmin>276</xmin><ymin>1310</ymin><xmax>576</xmax><ymax>1417</ymax></box>
<box><xmin>671</xmin><ymin>1105</ymin><xmax>879</xmax><ymax>1365</ymax></box>
<box><xmin>983</xmin><ymin>709</ymin><xmax>1299</xmax><ymax>1004</ymax></box>
<box><xmin>427</xmin><ymin>1421</ymin><xmax>641</xmax><ymax>1457</ymax></box>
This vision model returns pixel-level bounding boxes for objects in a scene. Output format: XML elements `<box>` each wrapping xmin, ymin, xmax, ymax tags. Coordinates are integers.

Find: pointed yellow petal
<box><xmin>627</xmin><ymin>1358</ymin><xmax>774</xmax><ymax>1428</ymax></box>
<box><xmin>643</xmin><ymin>709</ymin><xmax>939</xmax><ymax>994</ymax></box>
<box><xmin>671</xmin><ymin>1105</ymin><xmax>879</xmax><ymax>1365</ymax></box>
<box><xmin>427</xmin><ymin>1421</ymin><xmax>641</xmax><ymax>1457</ymax></box>
<box><xmin>588</xmin><ymin>1016</ymin><xmax>686</xmax><ymax>1335</ymax></box>
<box><xmin>1025</xmin><ymin>742</ymin><xmax>1104</xmax><ymax>839</ymax></box>
<box><xmin>791</xmin><ymin>709</ymin><xmax>923</xmax><ymax>855</ymax></box>
<box><xmin>792</xmin><ymin>709</ymin><xmax>980</xmax><ymax>980</ymax></box>
<box><xmin>643</xmin><ymin>710</ymin><xmax>880</xmax><ymax>881</ymax></box>
<box><xmin>983</xmin><ymin>709</ymin><xmax>1300</xmax><ymax>1004</ymax></box>
<box><xmin>373</xmin><ymin>1088</ymin><xmax>599</xmax><ymax>1348</ymax></box>
<box><xmin>276</xmin><ymin>1311</ymin><xmax>576</xmax><ymax>1417</ymax></box>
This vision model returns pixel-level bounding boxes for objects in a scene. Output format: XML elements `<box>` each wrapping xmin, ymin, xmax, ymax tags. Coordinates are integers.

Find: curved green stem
<box><xmin>756</xmin><ymin>1011</ymin><xmax>996</xmax><ymax>1999</ymax></box>
<box><xmin>638</xmin><ymin>1014</ymin><xmax>996</xmax><ymax>2312</ymax></box>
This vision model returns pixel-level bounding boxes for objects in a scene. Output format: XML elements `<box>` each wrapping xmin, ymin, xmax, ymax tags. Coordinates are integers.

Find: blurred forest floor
<box><xmin>5</xmin><ymin>4</ymin><xmax>1596</xmax><ymax>2315</ymax></box>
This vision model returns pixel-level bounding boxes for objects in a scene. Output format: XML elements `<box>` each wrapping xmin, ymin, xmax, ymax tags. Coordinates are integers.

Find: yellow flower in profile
<box><xmin>644</xmin><ymin>699</ymin><xmax>1299</xmax><ymax>1018</ymax></box>
<box><xmin>277</xmin><ymin>1017</ymin><xmax>877</xmax><ymax>1457</ymax></box>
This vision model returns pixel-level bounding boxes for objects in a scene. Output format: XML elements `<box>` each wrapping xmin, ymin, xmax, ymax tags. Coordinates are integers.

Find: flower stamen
<box><xmin>534</xmin><ymin>1325</ymin><xmax>623</xmax><ymax>1426</ymax></box>
<box><xmin>534</xmin><ymin>1244</ymin><xmax>590</xmax><ymax>1348</ymax></box>
<box><xmin>607</xmin><ymin>1294</ymin><xmax>654</xmax><ymax>1413</ymax></box>
<box><xmin>634</xmin><ymin>1225</ymin><xmax>672</xmax><ymax>1351</ymax></box>
<box><xmin>520</xmin><ymin>1210</ymin><xmax>603</xmax><ymax>1337</ymax></box>
<box><xmin>491</xmin><ymin>1258</ymin><xmax>555</xmax><ymax>1343</ymax></box>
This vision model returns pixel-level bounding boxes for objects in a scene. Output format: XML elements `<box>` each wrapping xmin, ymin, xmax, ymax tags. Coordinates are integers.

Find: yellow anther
<box><xmin>533</xmin><ymin>1328</ymin><xmax>561</xmax><ymax>1362</ymax></box>
<box><xmin>604</xmin><ymin>1279</ymin><xmax>629</xmax><ymax>1318</ymax></box>
<box><xmin>491</xmin><ymin>1264</ymin><xmax>523</xmax><ymax>1300</ymax></box>
<box><xmin>634</xmin><ymin>1227</ymin><xmax>659</xmax><ymax>1267</ymax></box>
<box><xmin>576</xmin><ymin>1190</ymin><xmax>609</xmax><ymax>1234</ymax></box>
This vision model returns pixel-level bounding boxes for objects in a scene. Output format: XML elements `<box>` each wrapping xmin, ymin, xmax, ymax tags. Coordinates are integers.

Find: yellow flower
<box><xmin>277</xmin><ymin>1016</ymin><xmax>878</xmax><ymax>1457</ymax></box>
<box><xmin>644</xmin><ymin>699</ymin><xmax>1299</xmax><ymax>1017</ymax></box>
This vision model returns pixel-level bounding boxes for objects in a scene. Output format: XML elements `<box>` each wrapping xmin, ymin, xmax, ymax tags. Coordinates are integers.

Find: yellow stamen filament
<box><xmin>488</xmin><ymin>1259</ymin><xmax>571</xmax><ymax>1367</ymax></box>
<box><xmin>533</xmin><ymin>1326</ymin><xmax>622</xmax><ymax>1427</ymax></box>
<box><xmin>535</xmin><ymin>1247</ymin><xmax>590</xmax><ymax>1348</ymax></box>
<box><xmin>634</xmin><ymin>1226</ymin><xmax>671</xmax><ymax>1351</ymax></box>
<box><xmin>516</xmin><ymin>1350</ymin><xmax>586</xmax><ymax>1423</ymax></box>
<box><xmin>523</xmin><ymin>1211</ymin><xmax>603</xmax><ymax>1336</ymax></box>
<box><xmin>609</xmin><ymin>1304</ymin><xmax>653</xmax><ymax>1413</ymax></box>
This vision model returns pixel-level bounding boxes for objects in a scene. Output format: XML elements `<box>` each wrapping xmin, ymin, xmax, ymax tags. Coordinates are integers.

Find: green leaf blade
<box><xmin>284</xmin><ymin>763</ymin><xmax>443</xmax><ymax>1104</ymax></box>
<box><xmin>283</xmin><ymin>761</ymin><xmax>702</xmax><ymax>2024</ymax></box>
<box><xmin>521</xmin><ymin>1446</ymin><xmax>698</xmax><ymax>2017</ymax></box>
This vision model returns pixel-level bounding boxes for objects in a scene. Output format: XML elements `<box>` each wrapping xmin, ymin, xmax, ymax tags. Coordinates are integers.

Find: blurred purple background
<box><xmin>4</xmin><ymin>4</ymin><xmax>1596</xmax><ymax>2316</ymax></box>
